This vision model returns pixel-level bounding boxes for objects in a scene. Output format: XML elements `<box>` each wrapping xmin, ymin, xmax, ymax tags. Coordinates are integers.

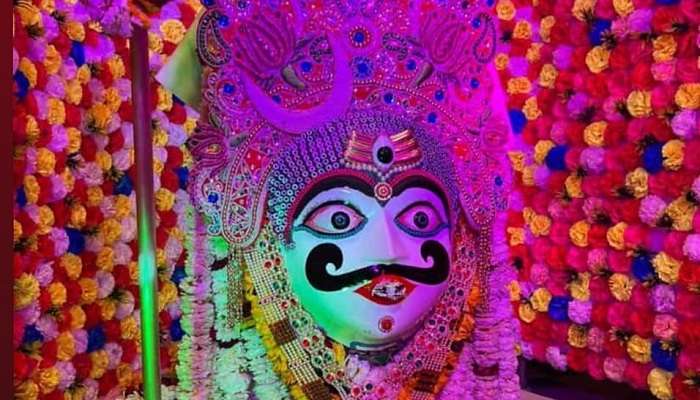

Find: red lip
<box><xmin>354</xmin><ymin>274</ymin><xmax>416</xmax><ymax>305</ymax></box>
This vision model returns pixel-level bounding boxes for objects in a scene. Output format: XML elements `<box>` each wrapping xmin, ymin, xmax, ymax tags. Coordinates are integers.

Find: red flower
<box><xmin>678</xmin><ymin>320</ymin><xmax>700</xmax><ymax>353</ymax></box>
<box><xmin>73</xmin><ymin>352</ymin><xmax>92</xmax><ymax>380</ymax></box>
<box><xmin>591</xmin><ymin>303</ymin><xmax>610</xmax><ymax>329</ymax></box>
<box><xmin>590</xmin><ymin>276</ymin><xmax>613</xmax><ymax>303</ymax></box>
<box><xmin>567</xmin><ymin>347</ymin><xmax>588</xmax><ymax>373</ymax></box>
<box><xmin>671</xmin><ymin>374</ymin><xmax>700</xmax><ymax>400</ymax></box>
<box><xmin>631</xmin><ymin>63</ymin><xmax>654</xmax><ymax>90</ymax></box>
<box><xmin>39</xmin><ymin>340</ymin><xmax>57</xmax><ymax>368</ymax></box>
<box><xmin>623</xmin><ymin>361</ymin><xmax>652</xmax><ymax>390</ymax></box>
<box><xmin>679</xmin><ymin>261</ymin><xmax>700</xmax><ymax>288</ymax></box>
<box><xmin>677</xmin><ymin>289</ymin><xmax>700</xmax><ymax>320</ymax></box>
<box><xmin>13</xmin><ymin>351</ymin><xmax>36</xmax><ymax>381</ymax></box>
<box><xmin>629</xmin><ymin>309</ymin><xmax>654</xmax><ymax>338</ymax></box>
<box><xmin>99</xmin><ymin>370</ymin><xmax>118</xmax><ymax>397</ymax></box>
<box><xmin>586</xmin><ymin>352</ymin><xmax>606</xmax><ymax>380</ymax></box>
<box><xmin>683</xmin><ymin>139</ymin><xmax>700</xmax><ymax>172</ymax></box>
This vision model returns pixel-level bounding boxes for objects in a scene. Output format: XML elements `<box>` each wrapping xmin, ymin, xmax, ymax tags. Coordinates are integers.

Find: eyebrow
<box><xmin>391</xmin><ymin>175</ymin><xmax>450</xmax><ymax>211</ymax></box>
<box><xmin>291</xmin><ymin>175</ymin><xmax>375</xmax><ymax>220</ymax></box>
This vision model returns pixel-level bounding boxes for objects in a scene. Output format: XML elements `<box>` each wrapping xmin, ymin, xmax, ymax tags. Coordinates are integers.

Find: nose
<box><xmin>365</xmin><ymin>211</ymin><xmax>407</xmax><ymax>264</ymax></box>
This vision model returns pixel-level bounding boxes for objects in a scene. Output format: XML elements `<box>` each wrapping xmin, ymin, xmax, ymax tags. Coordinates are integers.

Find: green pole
<box><xmin>129</xmin><ymin>22</ymin><xmax>162</xmax><ymax>400</ymax></box>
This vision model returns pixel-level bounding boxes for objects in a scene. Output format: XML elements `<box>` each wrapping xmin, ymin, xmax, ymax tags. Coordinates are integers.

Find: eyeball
<box><xmin>395</xmin><ymin>202</ymin><xmax>446</xmax><ymax>237</ymax></box>
<box><xmin>303</xmin><ymin>203</ymin><xmax>366</xmax><ymax>237</ymax></box>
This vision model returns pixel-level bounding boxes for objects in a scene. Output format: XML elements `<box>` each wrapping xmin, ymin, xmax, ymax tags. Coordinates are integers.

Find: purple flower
<box><xmin>639</xmin><ymin>195</ymin><xmax>667</xmax><ymax>226</ymax></box>
<box><xmin>580</xmin><ymin>148</ymin><xmax>605</xmax><ymax>174</ymax></box>
<box><xmin>553</xmin><ymin>45</ymin><xmax>573</xmax><ymax>70</ymax></box>
<box><xmin>36</xmin><ymin>315</ymin><xmax>59</xmax><ymax>341</ymax></box>
<box><xmin>56</xmin><ymin>361</ymin><xmax>76</xmax><ymax>390</ymax></box>
<box><xmin>72</xmin><ymin>329</ymin><xmax>88</xmax><ymax>353</ymax></box>
<box><xmin>672</xmin><ymin>110</ymin><xmax>698</xmax><ymax>139</ymax></box>
<box><xmin>627</xmin><ymin>9</ymin><xmax>653</xmax><ymax>34</ymax></box>
<box><xmin>651</xmin><ymin>284</ymin><xmax>676</xmax><ymax>313</ymax></box>
<box><xmin>568</xmin><ymin>300</ymin><xmax>592</xmax><ymax>324</ymax></box>
<box><xmin>684</xmin><ymin>234</ymin><xmax>700</xmax><ymax>262</ymax></box>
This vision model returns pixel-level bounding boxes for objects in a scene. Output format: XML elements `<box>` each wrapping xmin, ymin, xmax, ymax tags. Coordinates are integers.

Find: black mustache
<box><xmin>305</xmin><ymin>240</ymin><xmax>450</xmax><ymax>292</ymax></box>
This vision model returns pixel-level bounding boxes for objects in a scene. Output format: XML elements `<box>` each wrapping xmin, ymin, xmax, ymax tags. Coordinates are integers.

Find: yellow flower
<box><xmin>120</xmin><ymin>316</ymin><xmax>139</xmax><ymax>340</ymax></box>
<box><xmin>96</xmin><ymin>247</ymin><xmax>114</xmax><ymax>271</ymax></box>
<box><xmin>160</xmin><ymin>19</ymin><xmax>187</xmax><ymax>43</ymax></box>
<box><xmin>152</xmin><ymin>127</ymin><xmax>169</xmax><ymax>147</ymax></box>
<box><xmin>76</xmin><ymin>64</ymin><xmax>92</xmax><ymax>84</ymax></box>
<box><xmin>183</xmin><ymin>117</ymin><xmax>198</xmax><ymax>135</ymax></box>
<box><xmin>666</xmin><ymin>197</ymin><xmax>696</xmax><ymax>231</ymax></box>
<box><xmin>496</xmin><ymin>0</ymin><xmax>516</xmax><ymax>21</ymax></box>
<box><xmin>114</xmin><ymin>195</ymin><xmax>131</xmax><ymax>219</ymax></box>
<box><xmin>508</xmin><ymin>151</ymin><xmax>526</xmax><ymax>172</ymax></box>
<box><xmin>652</xmin><ymin>35</ymin><xmax>677</xmax><ymax>63</ymax></box>
<box><xmin>507</xmin><ymin>227</ymin><xmax>525</xmax><ymax>246</ymax></box>
<box><xmin>519</xmin><ymin>303</ymin><xmax>536</xmax><ymax>323</ymax></box>
<box><xmin>65</xmin><ymin>21</ymin><xmax>85</xmax><ymax>41</ymax></box>
<box><xmin>14</xmin><ymin>219</ymin><xmax>22</xmax><ymax>242</ymax></box>
<box><xmin>494</xmin><ymin>53</ymin><xmax>509</xmax><ymax>71</ymax></box>
<box><xmin>25</xmin><ymin>115</ymin><xmax>40</xmax><ymax>144</ymax></box>
<box><xmin>507</xmin><ymin>77</ymin><xmax>532</xmax><ymax>95</ymax></box>
<box><xmin>653</xmin><ymin>252</ymin><xmax>682</xmax><ymax>284</ymax></box>
<box><xmin>48</xmin><ymin>282</ymin><xmax>67</xmax><ymax>307</ymax></box>
<box><xmin>60</xmin><ymin>168</ymin><xmax>75</xmax><ymax>192</ymax></box>
<box><xmin>534</xmin><ymin>140</ymin><xmax>556</xmax><ymax>164</ymax></box>
<box><xmin>662</xmin><ymin>139</ymin><xmax>684</xmax><ymax>171</ymax></box>
<box><xmin>627</xmin><ymin>335</ymin><xmax>651</xmax><ymax>363</ymax></box>
<box><xmin>531</xmin><ymin>288</ymin><xmax>552</xmax><ymax>312</ymax></box>
<box><xmin>540</xmin><ymin>16</ymin><xmax>555</xmax><ymax>43</ymax></box>
<box><xmin>508</xmin><ymin>280</ymin><xmax>521</xmax><ymax>302</ymax></box>
<box><xmin>99</xmin><ymin>299</ymin><xmax>116</xmax><ymax>321</ymax></box>
<box><xmin>117</xmin><ymin>363</ymin><xmax>134</xmax><ymax>387</ymax></box>
<box><xmin>570</xmin><ymin>220</ymin><xmax>590</xmax><ymax>247</ymax></box>
<box><xmin>584</xmin><ymin>121</ymin><xmax>607</xmax><ymax>147</ymax></box>
<box><xmin>47</xmin><ymin>98</ymin><xmax>66</xmax><ymax>125</ymax></box>
<box><xmin>60</xmin><ymin>253</ymin><xmax>82</xmax><ymax>280</ymax></box>
<box><xmin>79</xmin><ymin>278</ymin><xmax>98</xmax><ymax>304</ymax></box>
<box><xmin>36</xmin><ymin>205</ymin><xmax>55</xmax><ymax>235</ymax></box>
<box><xmin>69</xmin><ymin>204</ymin><xmax>87</xmax><ymax>228</ymax></box>
<box><xmin>14</xmin><ymin>273</ymin><xmax>40</xmax><ymax>308</ymax></box>
<box><xmin>155</xmin><ymin>188</ymin><xmax>176</xmax><ymax>211</ymax></box>
<box><xmin>627</xmin><ymin>90</ymin><xmax>653</xmax><ymax>117</ymax></box>
<box><xmin>65</xmin><ymin>79</ymin><xmax>83</xmax><ymax>105</ymax></box>
<box><xmin>523</xmin><ymin>97</ymin><xmax>542</xmax><ymax>120</ymax></box>
<box><xmin>66</xmin><ymin>127</ymin><xmax>82</xmax><ymax>153</ymax></box>
<box><xmin>95</xmin><ymin>150</ymin><xmax>113</xmax><ymax>171</ymax></box>
<box><xmin>159</xmin><ymin>281</ymin><xmax>178</xmax><ymax>311</ymax></box>
<box><xmin>568</xmin><ymin>325</ymin><xmax>588</xmax><ymax>348</ymax></box>
<box><xmin>88</xmin><ymin>103</ymin><xmax>112</xmax><ymax>133</ymax></box>
<box><xmin>19</xmin><ymin>58</ymin><xmax>38</xmax><ymax>87</ymax></box>
<box><xmin>156</xmin><ymin>248</ymin><xmax>166</xmax><ymax>269</ymax></box>
<box><xmin>36</xmin><ymin>148</ymin><xmax>56</xmax><ymax>176</ymax></box>
<box><xmin>56</xmin><ymin>331</ymin><xmax>76</xmax><ymax>361</ymax></box>
<box><xmin>153</xmin><ymin>159</ymin><xmax>164</xmax><ymax>175</ymax></box>
<box><xmin>107</xmin><ymin>56</ymin><xmax>126</xmax><ymax>79</ymax></box>
<box><xmin>169</xmin><ymin>227</ymin><xmax>184</xmax><ymax>242</ymax></box>
<box><xmin>625</xmin><ymin>167</ymin><xmax>649</xmax><ymax>198</ymax></box>
<box><xmin>86</xmin><ymin>186</ymin><xmax>104</xmax><ymax>207</ymax></box>
<box><xmin>23</xmin><ymin>175</ymin><xmax>40</xmax><ymax>204</ymax></box>
<box><xmin>104</xmin><ymin>87</ymin><xmax>122</xmax><ymax>112</ymax></box>
<box><xmin>513</xmin><ymin>20</ymin><xmax>532</xmax><ymax>40</ymax></box>
<box><xmin>522</xmin><ymin>165</ymin><xmax>536</xmax><ymax>186</ymax></box>
<box><xmin>526</xmin><ymin>43</ymin><xmax>543</xmax><ymax>63</ymax></box>
<box><xmin>148</xmin><ymin>31</ymin><xmax>164</xmax><ymax>53</ymax></box>
<box><xmin>565</xmin><ymin>175</ymin><xmax>584</xmax><ymax>198</ymax></box>
<box><xmin>648</xmin><ymin>368</ymin><xmax>674</xmax><ymax>400</ymax></box>
<box><xmin>69</xmin><ymin>305</ymin><xmax>86</xmax><ymax>330</ymax></box>
<box><xmin>572</xmin><ymin>0</ymin><xmax>597</xmax><ymax>21</ymax></box>
<box><xmin>570</xmin><ymin>272</ymin><xmax>591</xmax><ymax>301</ymax></box>
<box><xmin>530</xmin><ymin>215</ymin><xmax>552</xmax><ymax>237</ymax></box>
<box><xmin>90</xmin><ymin>350</ymin><xmax>109</xmax><ymax>379</ymax></box>
<box><xmin>43</xmin><ymin>45</ymin><xmax>62</xmax><ymax>75</ymax></box>
<box><xmin>38</xmin><ymin>367</ymin><xmax>60</xmax><ymax>394</ymax></box>
<box><xmin>539</xmin><ymin>64</ymin><xmax>557</xmax><ymax>88</ymax></box>
<box><xmin>585</xmin><ymin>46</ymin><xmax>610</xmax><ymax>74</ymax></box>
<box><xmin>157</xmin><ymin>86</ymin><xmax>174</xmax><ymax>112</ymax></box>
<box><xmin>606</xmin><ymin>222</ymin><xmax>627</xmax><ymax>250</ymax></box>
<box><xmin>100</xmin><ymin>218</ymin><xmax>122</xmax><ymax>245</ymax></box>
<box><xmin>675</xmin><ymin>83</ymin><xmax>700</xmax><ymax>109</ymax></box>
<box><xmin>609</xmin><ymin>273</ymin><xmax>635</xmax><ymax>301</ymax></box>
<box><xmin>17</xmin><ymin>2</ymin><xmax>41</xmax><ymax>26</ymax></box>
<box><xmin>128</xmin><ymin>261</ymin><xmax>139</xmax><ymax>283</ymax></box>
<box><xmin>613</xmin><ymin>0</ymin><xmax>634</xmax><ymax>16</ymax></box>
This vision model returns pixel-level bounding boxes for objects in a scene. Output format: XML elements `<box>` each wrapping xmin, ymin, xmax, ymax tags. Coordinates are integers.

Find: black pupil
<box><xmin>331</xmin><ymin>212</ymin><xmax>350</xmax><ymax>229</ymax></box>
<box><xmin>414</xmin><ymin>211</ymin><xmax>429</xmax><ymax>229</ymax></box>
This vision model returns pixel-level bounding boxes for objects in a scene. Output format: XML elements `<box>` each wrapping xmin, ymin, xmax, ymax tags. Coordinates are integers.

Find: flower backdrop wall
<box><xmin>11</xmin><ymin>0</ymin><xmax>700</xmax><ymax>399</ymax></box>
<box><xmin>498</xmin><ymin>0</ymin><xmax>699</xmax><ymax>399</ymax></box>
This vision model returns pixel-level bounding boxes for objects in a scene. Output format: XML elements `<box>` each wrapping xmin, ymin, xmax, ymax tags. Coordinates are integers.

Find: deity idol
<box><xmin>157</xmin><ymin>1</ymin><xmax>520</xmax><ymax>398</ymax></box>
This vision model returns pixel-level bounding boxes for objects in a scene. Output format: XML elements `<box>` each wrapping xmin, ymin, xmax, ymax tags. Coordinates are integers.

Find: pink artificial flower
<box><xmin>684</xmin><ymin>234</ymin><xmax>700</xmax><ymax>262</ymax></box>
<box><xmin>603</xmin><ymin>357</ymin><xmax>627</xmax><ymax>382</ymax></box>
<box><xmin>50</xmin><ymin>228</ymin><xmax>69</xmax><ymax>257</ymax></box>
<box><xmin>34</xmin><ymin>262</ymin><xmax>54</xmax><ymax>288</ymax></box>
<box><xmin>651</xmin><ymin>60</ymin><xmax>677</xmax><ymax>83</ymax></box>
<box><xmin>49</xmin><ymin>176</ymin><xmax>68</xmax><ymax>204</ymax></box>
<box><xmin>580</xmin><ymin>148</ymin><xmax>606</xmax><ymax>174</ymax></box>
<box><xmin>627</xmin><ymin>9</ymin><xmax>654</xmax><ymax>34</ymax></box>
<box><xmin>72</xmin><ymin>329</ymin><xmax>88</xmax><ymax>354</ymax></box>
<box><xmin>55</xmin><ymin>361</ymin><xmax>77</xmax><ymax>391</ymax></box>
<box><xmin>36</xmin><ymin>315</ymin><xmax>59</xmax><ymax>341</ymax></box>
<box><xmin>95</xmin><ymin>270</ymin><xmax>115</xmax><ymax>299</ymax></box>
<box><xmin>639</xmin><ymin>195</ymin><xmax>666</xmax><ymax>226</ymax></box>
<box><xmin>651</xmin><ymin>284</ymin><xmax>676</xmax><ymax>313</ymax></box>
<box><xmin>671</xmin><ymin>110</ymin><xmax>698</xmax><ymax>140</ymax></box>
<box><xmin>115</xmin><ymin>290</ymin><xmax>135</xmax><ymax>320</ymax></box>
<box><xmin>104</xmin><ymin>342</ymin><xmax>123</xmax><ymax>369</ymax></box>
<box><xmin>587</xmin><ymin>326</ymin><xmax>606</xmax><ymax>353</ymax></box>
<box><xmin>653</xmin><ymin>314</ymin><xmax>678</xmax><ymax>341</ymax></box>
<box><xmin>545</xmin><ymin>346</ymin><xmax>568</xmax><ymax>371</ymax></box>
<box><xmin>568</xmin><ymin>300</ymin><xmax>592</xmax><ymax>324</ymax></box>
<box><xmin>45</xmin><ymin>75</ymin><xmax>66</xmax><ymax>99</ymax></box>
<box><xmin>587</xmin><ymin>248</ymin><xmax>608</xmax><ymax>271</ymax></box>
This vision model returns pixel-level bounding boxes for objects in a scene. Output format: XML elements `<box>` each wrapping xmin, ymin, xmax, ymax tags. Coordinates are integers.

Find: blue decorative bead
<box><xmin>218</xmin><ymin>15</ymin><xmax>229</xmax><ymax>27</ymax></box>
<box><xmin>223</xmin><ymin>83</ymin><xmax>235</xmax><ymax>94</ymax></box>
<box><xmin>486</xmin><ymin>0</ymin><xmax>495</xmax><ymax>5</ymax></box>
<box><xmin>201</xmin><ymin>0</ymin><xmax>215</xmax><ymax>6</ymax></box>
<box><xmin>407</xmin><ymin>60</ymin><xmax>417</xmax><ymax>71</ymax></box>
<box><xmin>651</xmin><ymin>340</ymin><xmax>677</xmax><ymax>371</ymax></box>
<box><xmin>23</xmin><ymin>325</ymin><xmax>44</xmax><ymax>344</ymax></box>
<box><xmin>508</xmin><ymin>109</ymin><xmax>527</xmax><ymax>134</ymax></box>
<box><xmin>13</xmin><ymin>71</ymin><xmax>29</xmax><ymax>100</ymax></box>
<box><xmin>208</xmin><ymin>193</ymin><xmax>219</xmax><ymax>203</ymax></box>
<box><xmin>175</xmin><ymin>167</ymin><xmax>189</xmax><ymax>190</ymax></box>
<box><xmin>357</xmin><ymin>62</ymin><xmax>370</xmax><ymax>77</ymax></box>
<box><xmin>171</xmin><ymin>266</ymin><xmax>187</xmax><ymax>285</ymax></box>
<box><xmin>642</xmin><ymin>143</ymin><xmax>663</xmax><ymax>174</ymax></box>
<box><xmin>471</xmin><ymin>17</ymin><xmax>481</xmax><ymax>28</ymax></box>
<box><xmin>300</xmin><ymin>61</ymin><xmax>312</xmax><ymax>72</ymax></box>
<box><xmin>495</xmin><ymin>176</ymin><xmax>503</xmax><ymax>186</ymax></box>
<box><xmin>170</xmin><ymin>319</ymin><xmax>185</xmax><ymax>341</ymax></box>
<box><xmin>353</xmin><ymin>31</ymin><xmax>366</xmax><ymax>43</ymax></box>
<box><xmin>427</xmin><ymin>112</ymin><xmax>437</xmax><ymax>123</ymax></box>
<box><xmin>470</xmin><ymin>78</ymin><xmax>480</xmax><ymax>89</ymax></box>
<box><xmin>70</xmin><ymin>41</ymin><xmax>85</xmax><ymax>66</ymax></box>
<box><xmin>87</xmin><ymin>326</ymin><xmax>106</xmax><ymax>352</ymax></box>
<box><xmin>66</xmin><ymin>228</ymin><xmax>85</xmax><ymax>254</ymax></box>
<box><xmin>632</xmin><ymin>254</ymin><xmax>655</xmax><ymax>282</ymax></box>
<box><xmin>114</xmin><ymin>174</ymin><xmax>133</xmax><ymax>196</ymax></box>
<box><xmin>16</xmin><ymin>187</ymin><xmax>27</xmax><ymax>207</ymax></box>
<box><xmin>434</xmin><ymin>90</ymin><xmax>445</xmax><ymax>101</ymax></box>
<box><xmin>655</xmin><ymin>0</ymin><xmax>679</xmax><ymax>4</ymax></box>
<box><xmin>545</xmin><ymin>145</ymin><xmax>569</xmax><ymax>171</ymax></box>
<box><xmin>272</xmin><ymin>95</ymin><xmax>282</xmax><ymax>103</ymax></box>
<box><xmin>383</xmin><ymin>93</ymin><xmax>394</xmax><ymax>104</ymax></box>
<box><xmin>548</xmin><ymin>297</ymin><xmax>571</xmax><ymax>321</ymax></box>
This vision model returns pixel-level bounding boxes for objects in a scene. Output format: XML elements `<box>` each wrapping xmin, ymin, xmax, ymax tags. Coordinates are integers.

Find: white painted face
<box><xmin>282</xmin><ymin>178</ymin><xmax>452</xmax><ymax>350</ymax></box>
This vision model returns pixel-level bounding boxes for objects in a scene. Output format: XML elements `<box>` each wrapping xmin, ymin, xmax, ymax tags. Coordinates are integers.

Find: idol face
<box><xmin>282</xmin><ymin>175</ymin><xmax>452</xmax><ymax>350</ymax></box>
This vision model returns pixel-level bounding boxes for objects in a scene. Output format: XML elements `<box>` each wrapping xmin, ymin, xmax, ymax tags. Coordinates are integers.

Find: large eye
<box><xmin>395</xmin><ymin>202</ymin><xmax>447</xmax><ymax>237</ymax></box>
<box><xmin>302</xmin><ymin>202</ymin><xmax>366</xmax><ymax>237</ymax></box>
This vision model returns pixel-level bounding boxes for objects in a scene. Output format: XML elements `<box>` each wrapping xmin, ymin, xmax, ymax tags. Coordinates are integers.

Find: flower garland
<box><xmin>498</xmin><ymin>0</ymin><xmax>700</xmax><ymax>398</ymax></box>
